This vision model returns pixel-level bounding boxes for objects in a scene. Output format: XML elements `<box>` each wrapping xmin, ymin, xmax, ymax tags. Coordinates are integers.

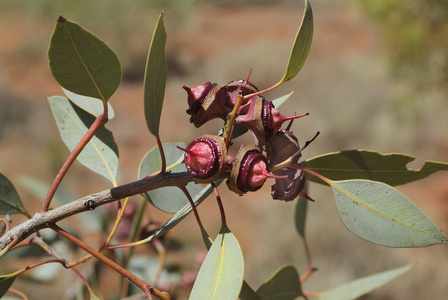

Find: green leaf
<box><xmin>138</xmin><ymin>143</ymin><xmax>202</xmax><ymax>213</ymax></box>
<box><xmin>271</xmin><ymin>91</ymin><xmax>294</xmax><ymax>108</ymax></box>
<box><xmin>240</xmin><ymin>281</ymin><xmax>262</xmax><ymax>300</ymax></box>
<box><xmin>147</xmin><ymin>179</ymin><xmax>223</xmax><ymax>241</ymax></box>
<box><xmin>48</xmin><ymin>96</ymin><xmax>119</xmax><ymax>184</ymax></box>
<box><xmin>63</xmin><ymin>88</ymin><xmax>115</xmax><ymax>119</ymax></box>
<box><xmin>256</xmin><ymin>265</ymin><xmax>302</xmax><ymax>300</ymax></box>
<box><xmin>279</xmin><ymin>0</ymin><xmax>313</xmax><ymax>84</ymax></box>
<box><xmin>294</xmin><ymin>196</ymin><xmax>308</xmax><ymax>239</ymax></box>
<box><xmin>19</xmin><ymin>176</ymin><xmax>77</xmax><ymax>206</ymax></box>
<box><xmin>0</xmin><ymin>173</ymin><xmax>26</xmax><ymax>215</ymax></box>
<box><xmin>48</xmin><ymin>16</ymin><xmax>122</xmax><ymax>101</ymax></box>
<box><xmin>317</xmin><ymin>264</ymin><xmax>413</xmax><ymax>300</ymax></box>
<box><xmin>189</xmin><ymin>228</ymin><xmax>244</xmax><ymax>300</ymax></box>
<box><xmin>144</xmin><ymin>12</ymin><xmax>167</xmax><ymax>137</ymax></box>
<box><xmin>330</xmin><ymin>179</ymin><xmax>448</xmax><ymax>247</ymax></box>
<box><xmin>0</xmin><ymin>276</ymin><xmax>15</xmax><ymax>298</ymax></box>
<box><xmin>303</xmin><ymin>150</ymin><xmax>448</xmax><ymax>186</ymax></box>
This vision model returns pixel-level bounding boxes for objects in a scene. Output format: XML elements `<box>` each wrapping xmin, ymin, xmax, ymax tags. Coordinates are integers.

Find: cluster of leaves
<box><xmin>1</xmin><ymin>0</ymin><xmax>448</xmax><ymax>299</ymax></box>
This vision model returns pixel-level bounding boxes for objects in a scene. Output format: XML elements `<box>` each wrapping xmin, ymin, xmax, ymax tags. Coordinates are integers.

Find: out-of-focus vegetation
<box><xmin>360</xmin><ymin>0</ymin><xmax>448</xmax><ymax>94</ymax></box>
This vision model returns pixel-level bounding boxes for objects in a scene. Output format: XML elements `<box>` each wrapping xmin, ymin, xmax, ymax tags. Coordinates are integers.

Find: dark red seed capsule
<box><xmin>227</xmin><ymin>145</ymin><xmax>286</xmax><ymax>195</ymax></box>
<box><xmin>181</xmin><ymin>135</ymin><xmax>227</xmax><ymax>181</ymax></box>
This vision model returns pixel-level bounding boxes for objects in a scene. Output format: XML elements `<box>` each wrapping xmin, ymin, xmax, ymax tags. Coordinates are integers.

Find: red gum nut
<box><xmin>184</xmin><ymin>81</ymin><xmax>216</xmax><ymax>108</ymax></box>
<box><xmin>227</xmin><ymin>145</ymin><xmax>271</xmax><ymax>194</ymax></box>
<box><xmin>183</xmin><ymin>134</ymin><xmax>227</xmax><ymax>182</ymax></box>
<box><xmin>267</xmin><ymin>129</ymin><xmax>301</xmax><ymax>167</ymax></box>
<box><xmin>184</xmin><ymin>83</ymin><xmax>229</xmax><ymax>128</ymax></box>
<box><xmin>235</xmin><ymin>97</ymin><xmax>266</xmax><ymax>147</ymax></box>
<box><xmin>224</xmin><ymin>80</ymin><xmax>259</xmax><ymax>109</ymax></box>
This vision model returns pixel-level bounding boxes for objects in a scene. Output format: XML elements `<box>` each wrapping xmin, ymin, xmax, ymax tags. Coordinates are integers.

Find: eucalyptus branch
<box><xmin>0</xmin><ymin>171</ymin><xmax>202</xmax><ymax>252</ymax></box>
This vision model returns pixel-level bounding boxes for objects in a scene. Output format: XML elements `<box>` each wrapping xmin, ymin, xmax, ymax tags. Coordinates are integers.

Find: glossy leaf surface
<box><xmin>63</xmin><ymin>88</ymin><xmax>115</xmax><ymax>119</ymax></box>
<box><xmin>189</xmin><ymin>228</ymin><xmax>244</xmax><ymax>300</ymax></box>
<box><xmin>256</xmin><ymin>265</ymin><xmax>302</xmax><ymax>300</ymax></box>
<box><xmin>304</xmin><ymin>150</ymin><xmax>448</xmax><ymax>186</ymax></box>
<box><xmin>330</xmin><ymin>179</ymin><xmax>448</xmax><ymax>247</ymax></box>
<box><xmin>48</xmin><ymin>16</ymin><xmax>121</xmax><ymax>101</ymax></box>
<box><xmin>48</xmin><ymin>96</ymin><xmax>119</xmax><ymax>184</ymax></box>
<box><xmin>318</xmin><ymin>264</ymin><xmax>413</xmax><ymax>300</ymax></box>
<box><xmin>0</xmin><ymin>173</ymin><xmax>26</xmax><ymax>215</ymax></box>
<box><xmin>279</xmin><ymin>0</ymin><xmax>313</xmax><ymax>84</ymax></box>
<box><xmin>138</xmin><ymin>143</ymin><xmax>202</xmax><ymax>213</ymax></box>
<box><xmin>144</xmin><ymin>12</ymin><xmax>167</xmax><ymax>137</ymax></box>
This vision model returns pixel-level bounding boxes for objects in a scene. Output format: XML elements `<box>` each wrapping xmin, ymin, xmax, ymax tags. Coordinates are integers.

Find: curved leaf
<box><xmin>330</xmin><ymin>179</ymin><xmax>448</xmax><ymax>247</ymax></box>
<box><xmin>0</xmin><ymin>276</ymin><xmax>15</xmax><ymax>298</ymax></box>
<box><xmin>279</xmin><ymin>0</ymin><xmax>313</xmax><ymax>84</ymax></box>
<box><xmin>138</xmin><ymin>143</ymin><xmax>202</xmax><ymax>213</ymax></box>
<box><xmin>256</xmin><ymin>265</ymin><xmax>302</xmax><ymax>300</ymax></box>
<box><xmin>63</xmin><ymin>88</ymin><xmax>115</xmax><ymax>119</ymax></box>
<box><xmin>146</xmin><ymin>179</ymin><xmax>223</xmax><ymax>241</ymax></box>
<box><xmin>294</xmin><ymin>196</ymin><xmax>308</xmax><ymax>239</ymax></box>
<box><xmin>318</xmin><ymin>264</ymin><xmax>413</xmax><ymax>300</ymax></box>
<box><xmin>144</xmin><ymin>12</ymin><xmax>167</xmax><ymax>137</ymax></box>
<box><xmin>303</xmin><ymin>150</ymin><xmax>448</xmax><ymax>186</ymax></box>
<box><xmin>48</xmin><ymin>96</ymin><xmax>119</xmax><ymax>184</ymax></box>
<box><xmin>189</xmin><ymin>228</ymin><xmax>244</xmax><ymax>300</ymax></box>
<box><xmin>48</xmin><ymin>16</ymin><xmax>122</xmax><ymax>101</ymax></box>
<box><xmin>0</xmin><ymin>173</ymin><xmax>26</xmax><ymax>215</ymax></box>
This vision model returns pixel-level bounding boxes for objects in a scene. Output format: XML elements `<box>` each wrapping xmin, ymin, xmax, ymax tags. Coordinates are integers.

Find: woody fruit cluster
<box><xmin>182</xmin><ymin>77</ymin><xmax>313</xmax><ymax>201</ymax></box>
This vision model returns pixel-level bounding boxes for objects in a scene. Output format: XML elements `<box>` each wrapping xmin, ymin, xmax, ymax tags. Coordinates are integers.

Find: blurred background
<box><xmin>1</xmin><ymin>0</ymin><xmax>448</xmax><ymax>299</ymax></box>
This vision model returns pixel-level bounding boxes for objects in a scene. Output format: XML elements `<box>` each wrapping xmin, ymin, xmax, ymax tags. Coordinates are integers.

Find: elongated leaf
<box><xmin>144</xmin><ymin>12</ymin><xmax>167</xmax><ymax>137</ymax></box>
<box><xmin>256</xmin><ymin>265</ymin><xmax>302</xmax><ymax>300</ymax></box>
<box><xmin>330</xmin><ymin>179</ymin><xmax>448</xmax><ymax>247</ymax></box>
<box><xmin>279</xmin><ymin>0</ymin><xmax>313</xmax><ymax>84</ymax></box>
<box><xmin>189</xmin><ymin>228</ymin><xmax>244</xmax><ymax>300</ymax></box>
<box><xmin>303</xmin><ymin>150</ymin><xmax>448</xmax><ymax>186</ymax></box>
<box><xmin>63</xmin><ymin>88</ymin><xmax>115</xmax><ymax>119</ymax></box>
<box><xmin>48</xmin><ymin>96</ymin><xmax>119</xmax><ymax>184</ymax></box>
<box><xmin>294</xmin><ymin>196</ymin><xmax>308</xmax><ymax>239</ymax></box>
<box><xmin>138</xmin><ymin>143</ymin><xmax>202</xmax><ymax>213</ymax></box>
<box><xmin>0</xmin><ymin>173</ymin><xmax>26</xmax><ymax>215</ymax></box>
<box><xmin>48</xmin><ymin>16</ymin><xmax>121</xmax><ymax>101</ymax></box>
<box><xmin>318</xmin><ymin>264</ymin><xmax>413</xmax><ymax>300</ymax></box>
<box><xmin>0</xmin><ymin>276</ymin><xmax>15</xmax><ymax>298</ymax></box>
<box><xmin>147</xmin><ymin>179</ymin><xmax>223</xmax><ymax>241</ymax></box>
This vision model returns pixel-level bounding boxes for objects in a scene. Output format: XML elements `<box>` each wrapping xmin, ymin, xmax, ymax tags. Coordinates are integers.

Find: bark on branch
<box><xmin>0</xmin><ymin>171</ymin><xmax>197</xmax><ymax>252</ymax></box>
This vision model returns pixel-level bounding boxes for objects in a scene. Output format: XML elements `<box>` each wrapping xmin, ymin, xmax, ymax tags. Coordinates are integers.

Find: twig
<box><xmin>0</xmin><ymin>171</ymin><xmax>204</xmax><ymax>252</ymax></box>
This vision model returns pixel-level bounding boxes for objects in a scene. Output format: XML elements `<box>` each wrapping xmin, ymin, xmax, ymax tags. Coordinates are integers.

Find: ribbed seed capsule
<box><xmin>227</xmin><ymin>145</ymin><xmax>286</xmax><ymax>195</ymax></box>
<box><xmin>181</xmin><ymin>134</ymin><xmax>227</xmax><ymax>182</ymax></box>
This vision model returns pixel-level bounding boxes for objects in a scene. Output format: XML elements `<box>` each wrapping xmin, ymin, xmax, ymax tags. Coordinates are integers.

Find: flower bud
<box><xmin>181</xmin><ymin>134</ymin><xmax>227</xmax><ymax>182</ymax></box>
